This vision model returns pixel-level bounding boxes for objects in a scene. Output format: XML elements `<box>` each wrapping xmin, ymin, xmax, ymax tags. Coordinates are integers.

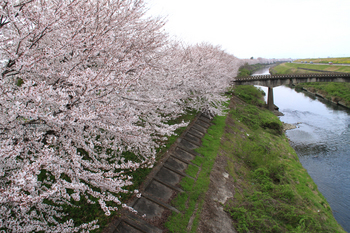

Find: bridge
<box><xmin>233</xmin><ymin>73</ymin><xmax>350</xmax><ymax>111</ymax></box>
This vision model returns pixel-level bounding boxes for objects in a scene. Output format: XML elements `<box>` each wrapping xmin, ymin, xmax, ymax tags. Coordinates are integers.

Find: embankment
<box><xmin>294</xmin><ymin>85</ymin><xmax>350</xmax><ymax>109</ymax></box>
<box><xmin>215</xmin><ymin>86</ymin><xmax>345</xmax><ymax>233</ymax></box>
<box><xmin>104</xmin><ymin>85</ymin><xmax>345</xmax><ymax>232</ymax></box>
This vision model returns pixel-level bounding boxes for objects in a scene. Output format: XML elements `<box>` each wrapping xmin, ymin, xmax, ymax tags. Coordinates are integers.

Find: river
<box><xmin>252</xmin><ymin>68</ymin><xmax>350</xmax><ymax>232</ymax></box>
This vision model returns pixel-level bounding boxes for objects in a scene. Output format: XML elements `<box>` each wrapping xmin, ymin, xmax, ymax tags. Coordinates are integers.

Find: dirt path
<box><xmin>196</xmin><ymin>153</ymin><xmax>237</xmax><ymax>233</ymax></box>
<box><xmin>196</xmin><ymin>99</ymin><xmax>238</xmax><ymax>233</ymax></box>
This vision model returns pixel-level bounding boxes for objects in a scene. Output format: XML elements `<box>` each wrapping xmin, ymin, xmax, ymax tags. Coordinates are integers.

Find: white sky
<box><xmin>145</xmin><ymin>0</ymin><xmax>350</xmax><ymax>59</ymax></box>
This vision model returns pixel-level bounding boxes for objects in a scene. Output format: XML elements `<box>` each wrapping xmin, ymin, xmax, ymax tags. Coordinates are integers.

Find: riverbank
<box><xmin>206</xmin><ymin>85</ymin><xmax>344</xmax><ymax>233</ymax></box>
<box><xmin>293</xmin><ymin>84</ymin><xmax>350</xmax><ymax>109</ymax></box>
<box><xmin>168</xmin><ymin>85</ymin><xmax>345</xmax><ymax>232</ymax></box>
<box><xmin>103</xmin><ymin>85</ymin><xmax>345</xmax><ymax>232</ymax></box>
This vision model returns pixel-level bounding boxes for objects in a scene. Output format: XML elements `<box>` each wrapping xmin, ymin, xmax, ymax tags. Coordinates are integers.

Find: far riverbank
<box><xmin>270</xmin><ymin>62</ymin><xmax>350</xmax><ymax>108</ymax></box>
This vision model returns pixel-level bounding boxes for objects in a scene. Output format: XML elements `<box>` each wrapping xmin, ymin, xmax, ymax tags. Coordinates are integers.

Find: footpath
<box><xmin>104</xmin><ymin>113</ymin><xmax>222</xmax><ymax>232</ymax></box>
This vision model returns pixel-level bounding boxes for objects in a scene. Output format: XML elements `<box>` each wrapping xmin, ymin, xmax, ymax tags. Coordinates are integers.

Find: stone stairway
<box><xmin>104</xmin><ymin>114</ymin><xmax>213</xmax><ymax>233</ymax></box>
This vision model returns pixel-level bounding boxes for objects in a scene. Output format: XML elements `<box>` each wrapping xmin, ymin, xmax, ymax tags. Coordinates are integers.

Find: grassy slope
<box><xmin>223</xmin><ymin>86</ymin><xmax>345</xmax><ymax>233</ymax></box>
<box><xmin>271</xmin><ymin>62</ymin><xmax>350</xmax><ymax>107</ymax></box>
<box><xmin>166</xmin><ymin>85</ymin><xmax>344</xmax><ymax>232</ymax></box>
<box><xmin>295</xmin><ymin>82</ymin><xmax>350</xmax><ymax>107</ymax></box>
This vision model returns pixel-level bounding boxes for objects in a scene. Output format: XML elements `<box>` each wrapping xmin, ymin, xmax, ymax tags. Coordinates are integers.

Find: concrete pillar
<box><xmin>267</xmin><ymin>87</ymin><xmax>274</xmax><ymax>111</ymax></box>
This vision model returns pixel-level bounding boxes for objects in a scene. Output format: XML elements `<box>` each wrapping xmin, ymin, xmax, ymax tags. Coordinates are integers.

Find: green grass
<box><xmin>223</xmin><ymin>87</ymin><xmax>345</xmax><ymax>232</ymax></box>
<box><xmin>185</xmin><ymin>164</ymin><xmax>200</xmax><ymax>178</ymax></box>
<box><xmin>294</xmin><ymin>82</ymin><xmax>350</xmax><ymax>107</ymax></box>
<box><xmin>232</xmin><ymin>85</ymin><xmax>266</xmax><ymax>107</ymax></box>
<box><xmin>230</xmin><ymin>88</ymin><xmax>283</xmax><ymax>137</ymax></box>
<box><xmin>165</xmin><ymin>107</ymin><xmax>228</xmax><ymax>233</ymax></box>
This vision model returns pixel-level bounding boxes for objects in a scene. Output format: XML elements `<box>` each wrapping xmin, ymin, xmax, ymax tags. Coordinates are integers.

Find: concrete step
<box><xmin>188</xmin><ymin>127</ymin><xmax>205</xmax><ymax>138</ymax></box>
<box><xmin>115</xmin><ymin>213</ymin><xmax>163</xmax><ymax>233</ymax></box>
<box><xmin>178</xmin><ymin>138</ymin><xmax>199</xmax><ymax>150</ymax></box>
<box><xmin>164</xmin><ymin>156</ymin><xmax>188</xmax><ymax>173</ymax></box>
<box><xmin>192</xmin><ymin>123</ymin><xmax>207</xmax><ymax>133</ymax></box>
<box><xmin>106</xmin><ymin>113</ymin><xmax>213</xmax><ymax>233</ymax></box>
<box><xmin>183</xmin><ymin>132</ymin><xmax>202</xmax><ymax>146</ymax></box>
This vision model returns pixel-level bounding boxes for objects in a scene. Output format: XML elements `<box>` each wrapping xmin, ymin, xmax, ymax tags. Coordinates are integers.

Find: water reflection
<box><xmin>252</xmin><ymin>68</ymin><xmax>350</xmax><ymax>232</ymax></box>
<box><xmin>251</xmin><ymin>67</ymin><xmax>271</xmax><ymax>76</ymax></box>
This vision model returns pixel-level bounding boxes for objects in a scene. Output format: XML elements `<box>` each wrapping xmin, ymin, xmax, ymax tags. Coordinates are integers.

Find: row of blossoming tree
<box><xmin>0</xmin><ymin>0</ymin><xmax>288</xmax><ymax>231</ymax></box>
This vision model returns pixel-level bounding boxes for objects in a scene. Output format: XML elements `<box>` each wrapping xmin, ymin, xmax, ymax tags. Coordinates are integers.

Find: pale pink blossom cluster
<box><xmin>0</xmin><ymin>0</ymin><xmax>286</xmax><ymax>231</ymax></box>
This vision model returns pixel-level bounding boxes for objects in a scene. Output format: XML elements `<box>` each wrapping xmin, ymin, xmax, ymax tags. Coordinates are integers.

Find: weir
<box><xmin>233</xmin><ymin>73</ymin><xmax>350</xmax><ymax>111</ymax></box>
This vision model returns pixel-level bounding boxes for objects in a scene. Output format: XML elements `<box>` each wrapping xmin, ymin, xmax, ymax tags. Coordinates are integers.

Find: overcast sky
<box><xmin>145</xmin><ymin>0</ymin><xmax>350</xmax><ymax>59</ymax></box>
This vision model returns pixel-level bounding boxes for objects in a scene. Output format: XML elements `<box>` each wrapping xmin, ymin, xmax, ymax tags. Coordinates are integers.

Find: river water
<box><xmin>252</xmin><ymin>68</ymin><xmax>350</xmax><ymax>232</ymax></box>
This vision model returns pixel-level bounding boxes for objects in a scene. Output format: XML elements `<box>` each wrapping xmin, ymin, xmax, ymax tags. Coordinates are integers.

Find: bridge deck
<box><xmin>234</xmin><ymin>73</ymin><xmax>350</xmax><ymax>82</ymax></box>
<box><xmin>233</xmin><ymin>72</ymin><xmax>350</xmax><ymax>111</ymax></box>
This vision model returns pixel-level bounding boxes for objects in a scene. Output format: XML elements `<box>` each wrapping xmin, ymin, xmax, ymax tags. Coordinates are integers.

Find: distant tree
<box><xmin>250</xmin><ymin>57</ymin><xmax>254</xmax><ymax>59</ymax></box>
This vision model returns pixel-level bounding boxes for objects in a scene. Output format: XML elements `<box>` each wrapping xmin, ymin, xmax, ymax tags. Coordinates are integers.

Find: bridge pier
<box><xmin>267</xmin><ymin>87</ymin><xmax>274</xmax><ymax>111</ymax></box>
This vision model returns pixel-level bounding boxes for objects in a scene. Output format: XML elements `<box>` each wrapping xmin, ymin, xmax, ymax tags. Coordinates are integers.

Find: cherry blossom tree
<box><xmin>142</xmin><ymin>42</ymin><xmax>241</xmax><ymax>118</ymax></box>
<box><xmin>0</xmin><ymin>0</ymin><xmax>266</xmax><ymax>231</ymax></box>
<box><xmin>0</xmin><ymin>0</ymin><xmax>181</xmax><ymax>231</ymax></box>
